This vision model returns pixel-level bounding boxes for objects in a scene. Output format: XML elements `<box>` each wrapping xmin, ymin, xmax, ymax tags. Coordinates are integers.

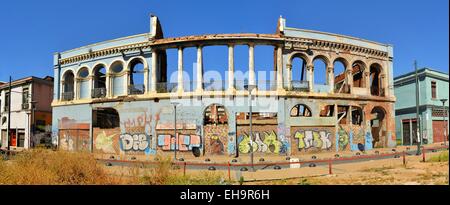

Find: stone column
<box><xmin>328</xmin><ymin>66</ymin><xmax>334</xmax><ymax>93</ymax></box>
<box><xmin>228</xmin><ymin>44</ymin><xmax>235</xmax><ymax>91</ymax></box>
<box><xmin>60</xmin><ymin>80</ymin><xmax>65</xmax><ymax>101</ymax></box>
<box><xmin>151</xmin><ymin>50</ymin><xmax>158</xmax><ymax>92</ymax></box>
<box><xmin>307</xmin><ymin>65</ymin><xmax>314</xmax><ymax>92</ymax></box>
<box><xmin>365</xmin><ymin>70</ymin><xmax>371</xmax><ymax>95</ymax></box>
<box><xmin>74</xmin><ymin>78</ymin><xmax>79</xmax><ymax>100</ymax></box>
<box><xmin>248</xmin><ymin>43</ymin><xmax>255</xmax><ymax>86</ymax></box>
<box><xmin>348</xmin><ymin>105</ymin><xmax>353</xmax><ymax>125</ymax></box>
<box><xmin>105</xmin><ymin>73</ymin><xmax>111</xmax><ymax>97</ymax></box>
<box><xmin>143</xmin><ymin>67</ymin><xmax>149</xmax><ymax>94</ymax></box>
<box><xmin>276</xmin><ymin>46</ymin><xmax>283</xmax><ymax>90</ymax></box>
<box><xmin>178</xmin><ymin>47</ymin><xmax>184</xmax><ymax>92</ymax></box>
<box><xmin>196</xmin><ymin>46</ymin><xmax>203</xmax><ymax>92</ymax></box>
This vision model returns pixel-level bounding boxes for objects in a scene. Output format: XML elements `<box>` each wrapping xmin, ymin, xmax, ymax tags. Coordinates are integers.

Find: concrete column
<box><xmin>74</xmin><ymin>78</ymin><xmax>79</xmax><ymax>100</ymax></box>
<box><xmin>105</xmin><ymin>73</ymin><xmax>111</xmax><ymax>97</ymax></box>
<box><xmin>178</xmin><ymin>47</ymin><xmax>184</xmax><ymax>92</ymax></box>
<box><xmin>248</xmin><ymin>43</ymin><xmax>255</xmax><ymax>86</ymax></box>
<box><xmin>151</xmin><ymin>50</ymin><xmax>158</xmax><ymax>92</ymax></box>
<box><xmin>365</xmin><ymin>70</ymin><xmax>371</xmax><ymax>94</ymax></box>
<box><xmin>276</xmin><ymin>46</ymin><xmax>283</xmax><ymax>90</ymax></box>
<box><xmin>144</xmin><ymin>67</ymin><xmax>149</xmax><ymax>94</ymax></box>
<box><xmin>307</xmin><ymin>65</ymin><xmax>314</xmax><ymax>91</ymax></box>
<box><xmin>328</xmin><ymin>66</ymin><xmax>334</xmax><ymax>93</ymax></box>
<box><xmin>196</xmin><ymin>46</ymin><xmax>203</xmax><ymax>92</ymax></box>
<box><xmin>286</xmin><ymin>64</ymin><xmax>292</xmax><ymax>90</ymax></box>
<box><xmin>228</xmin><ymin>44</ymin><xmax>235</xmax><ymax>91</ymax></box>
<box><xmin>348</xmin><ymin>105</ymin><xmax>353</xmax><ymax>125</ymax></box>
<box><xmin>60</xmin><ymin>80</ymin><xmax>64</xmax><ymax>101</ymax></box>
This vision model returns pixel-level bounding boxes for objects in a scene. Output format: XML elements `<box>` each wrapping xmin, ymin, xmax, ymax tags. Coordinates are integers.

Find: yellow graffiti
<box><xmin>95</xmin><ymin>131</ymin><xmax>117</xmax><ymax>153</ymax></box>
<box><xmin>295</xmin><ymin>132</ymin><xmax>306</xmax><ymax>149</ymax></box>
<box><xmin>313</xmin><ymin>131</ymin><xmax>323</xmax><ymax>148</ymax></box>
<box><xmin>263</xmin><ymin>131</ymin><xmax>283</xmax><ymax>154</ymax></box>
<box><xmin>238</xmin><ymin>134</ymin><xmax>258</xmax><ymax>154</ymax></box>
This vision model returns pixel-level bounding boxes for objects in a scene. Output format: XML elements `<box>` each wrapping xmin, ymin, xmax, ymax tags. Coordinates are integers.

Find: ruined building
<box><xmin>52</xmin><ymin>15</ymin><xmax>395</xmax><ymax>158</ymax></box>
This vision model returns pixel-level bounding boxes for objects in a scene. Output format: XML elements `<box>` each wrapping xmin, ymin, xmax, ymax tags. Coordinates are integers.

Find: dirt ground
<box><xmin>101</xmin><ymin>144</ymin><xmax>449</xmax><ymax>185</ymax></box>
<box><xmin>243</xmin><ymin>151</ymin><xmax>449</xmax><ymax>185</ymax></box>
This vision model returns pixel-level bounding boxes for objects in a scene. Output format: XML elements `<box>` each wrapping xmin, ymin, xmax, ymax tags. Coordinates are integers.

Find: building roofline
<box><xmin>394</xmin><ymin>67</ymin><xmax>449</xmax><ymax>81</ymax></box>
<box><xmin>0</xmin><ymin>76</ymin><xmax>54</xmax><ymax>90</ymax></box>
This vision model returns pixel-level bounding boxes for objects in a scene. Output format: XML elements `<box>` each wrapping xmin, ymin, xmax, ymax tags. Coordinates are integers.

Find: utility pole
<box><xmin>414</xmin><ymin>61</ymin><xmax>422</xmax><ymax>155</ymax></box>
<box><xmin>7</xmin><ymin>76</ymin><xmax>12</xmax><ymax>151</ymax></box>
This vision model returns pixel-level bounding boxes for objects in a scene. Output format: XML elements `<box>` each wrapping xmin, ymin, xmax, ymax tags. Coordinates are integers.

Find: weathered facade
<box><xmin>394</xmin><ymin>68</ymin><xmax>449</xmax><ymax>145</ymax></box>
<box><xmin>0</xmin><ymin>76</ymin><xmax>54</xmax><ymax>150</ymax></box>
<box><xmin>52</xmin><ymin>15</ymin><xmax>396</xmax><ymax>158</ymax></box>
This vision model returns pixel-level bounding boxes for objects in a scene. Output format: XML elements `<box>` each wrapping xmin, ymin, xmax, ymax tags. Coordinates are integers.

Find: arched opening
<box><xmin>290</xmin><ymin>54</ymin><xmax>308</xmax><ymax>91</ymax></box>
<box><xmin>334</xmin><ymin>59</ymin><xmax>349</xmax><ymax>93</ymax></box>
<box><xmin>290</xmin><ymin>104</ymin><xmax>312</xmax><ymax>117</ymax></box>
<box><xmin>92</xmin><ymin>64</ymin><xmax>107</xmax><ymax>98</ymax></box>
<box><xmin>370</xmin><ymin>63</ymin><xmax>383</xmax><ymax>96</ymax></box>
<box><xmin>313</xmin><ymin>57</ymin><xmax>328</xmax><ymax>85</ymax></box>
<box><xmin>371</xmin><ymin>106</ymin><xmax>386</xmax><ymax>147</ymax></box>
<box><xmin>93</xmin><ymin>107</ymin><xmax>120</xmax><ymax>129</ymax></box>
<box><xmin>128</xmin><ymin>58</ymin><xmax>145</xmax><ymax>95</ymax></box>
<box><xmin>77</xmin><ymin>67</ymin><xmax>90</xmax><ymax>99</ymax></box>
<box><xmin>62</xmin><ymin>71</ymin><xmax>74</xmax><ymax>101</ymax></box>
<box><xmin>110</xmin><ymin>61</ymin><xmax>124</xmax><ymax>96</ymax></box>
<box><xmin>203</xmin><ymin>104</ymin><xmax>228</xmax><ymax>155</ymax></box>
<box><xmin>352</xmin><ymin>61</ymin><xmax>366</xmax><ymax>88</ymax></box>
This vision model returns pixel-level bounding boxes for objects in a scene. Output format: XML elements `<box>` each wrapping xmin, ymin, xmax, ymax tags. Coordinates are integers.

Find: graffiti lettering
<box><xmin>120</xmin><ymin>134</ymin><xmax>150</xmax><ymax>152</ymax></box>
<box><xmin>157</xmin><ymin>134</ymin><xmax>201</xmax><ymax>151</ymax></box>
<box><xmin>238</xmin><ymin>131</ymin><xmax>288</xmax><ymax>154</ymax></box>
<box><xmin>294</xmin><ymin>130</ymin><xmax>332</xmax><ymax>151</ymax></box>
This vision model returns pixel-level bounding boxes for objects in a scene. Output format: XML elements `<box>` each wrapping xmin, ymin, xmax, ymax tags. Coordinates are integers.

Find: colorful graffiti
<box><xmin>121</xmin><ymin>112</ymin><xmax>156</xmax><ymax>133</ymax></box>
<box><xmin>336</xmin><ymin>126</ymin><xmax>349</xmax><ymax>151</ymax></box>
<box><xmin>204</xmin><ymin>125</ymin><xmax>228</xmax><ymax>155</ymax></box>
<box><xmin>119</xmin><ymin>134</ymin><xmax>151</xmax><ymax>153</ymax></box>
<box><xmin>157</xmin><ymin>134</ymin><xmax>201</xmax><ymax>151</ymax></box>
<box><xmin>95</xmin><ymin>131</ymin><xmax>117</xmax><ymax>153</ymax></box>
<box><xmin>294</xmin><ymin>130</ymin><xmax>332</xmax><ymax>151</ymax></box>
<box><xmin>238</xmin><ymin>131</ymin><xmax>288</xmax><ymax>154</ymax></box>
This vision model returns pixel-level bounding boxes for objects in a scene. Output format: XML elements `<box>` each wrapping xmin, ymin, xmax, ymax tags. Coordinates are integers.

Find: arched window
<box><xmin>313</xmin><ymin>57</ymin><xmax>328</xmax><ymax>85</ymax></box>
<box><xmin>370</xmin><ymin>63</ymin><xmax>383</xmax><ymax>96</ymax></box>
<box><xmin>110</xmin><ymin>61</ymin><xmax>124</xmax><ymax>74</ymax></box>
<box><xmin>77</xmin><ymin>67</ymin><xmax>90</xmax><ymax>99</ymax></box>
<box><xmin>128</xmin><ymin>58</ymin><xmax>145</xmax><ymax>95</ymax></box>
<box><xmin>290</xmin><ymin>104</ymin><xmax>312</xmax><ymax>117</ymax></box>
<box><xmin>92</xmin><ymin>64</ymin><xmax>107</xmax><ymax>98</ymax></box>
<box><xmin>290</xmin><ymin>54</ymin><xmax>309</xmax><ymax>91</ymax></box>
<box><xmin>333</xmin><ymin>59</ymin><xmax>349</xmax><ymax>93</ymax></box>
<box><xmin>62</xmin><ymin>71</ymin><xmax>74</xmax><ymax>101</ymax></box>
<box><xmin>352</xmin><ymin>61</ymin><xmax>366</xmax><ymax>88</ymax></box>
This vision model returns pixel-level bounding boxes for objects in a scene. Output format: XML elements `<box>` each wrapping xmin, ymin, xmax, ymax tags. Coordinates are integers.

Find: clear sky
<box><xmin>0</xmin><ymin>0</ymin><xmax>448</xmax><ymax>83</ymax></box>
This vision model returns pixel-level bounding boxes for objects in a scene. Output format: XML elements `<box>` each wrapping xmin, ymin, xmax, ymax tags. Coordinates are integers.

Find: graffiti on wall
<box><xmin>294</xmin><ymin>130</ymin><xmax>332</xmax><ymax>151</ymax></box>
<box><xmin>58</xmin><ymin>117</ymin><xmax>90</xmax><ymax>152</ymax></box>
<box><xmin>119</xmin><ymin>133</ymin><xmax>151</xmax><ymax>154</ymax></box>
<box><xmin>157</xmin><ymin>134</ymin><xmax>201</xmax><ymax>151</ymax></box>
<box><xmin>121</xmin><ymin>112</ymin><xmax>155</xmax><ymax>133</ymax></box>
<box><xmin>238</xmin><ymin>131</ymin><xmax>288</xmax><ymax>154</ymax></box>
<box><xmin>204</xmin><ymin>125</ymin><xmax>228</xmax><ymax>155</ymax></box>
<box><xmin>95</xmin><ymin>130</ymin><xmax>117</xmax><ymax>153</ymax></box>
<box><xmin>336</xmin><ymin>126</ymin><xmax>349</xmax><ymax>151</ymax></box>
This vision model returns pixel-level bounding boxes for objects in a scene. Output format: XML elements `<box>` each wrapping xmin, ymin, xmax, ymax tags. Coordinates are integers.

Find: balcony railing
<box><xmin>61</xmin><ymin>92</ymin><xmax>74</xmax><ymax>101</ymax></box>
<box><xmin>91</xmin><ymin>87</ymin><xmax>107</xmax><ymax>98</ymax></box>
<box><xmin>285</xmin><ymin>81</ymin><xmax>310</xmax><ymax>92</ymax></box>
<box><xmin>203</xmin><ymin>80</ymin><xmax>226</xmax><ymax>91</ymax></box>
<box><xmin>128</xmin><ymin>84</ymin><xmax>145</xmax><ymax>95</ymax></box>
<box><xmin>156</xmin><ymin>82</ymin><xmax>177</xmax><ymax>93</ymax></box>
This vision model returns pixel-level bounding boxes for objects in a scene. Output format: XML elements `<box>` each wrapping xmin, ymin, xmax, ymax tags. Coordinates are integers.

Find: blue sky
<box><xmin>0</xmin><ymin>0</ymin><xmax>448</xmax><ymax>83</ymax></box>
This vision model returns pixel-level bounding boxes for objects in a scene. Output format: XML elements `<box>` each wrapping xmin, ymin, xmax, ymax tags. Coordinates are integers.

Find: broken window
<box><xmin>204</xmin><ymin>104</ymin><xmax>228</xmax><ymax>125</ymax></box>
<box><xmin>291</xmin><ymin>104</ymin><xmax>312</xmax><ymax>117</ymax></box>
<box><xmin>337</xmin><ymin>106</ymin><xmax>349</xmax><ymax>125</ymax></box>
<box><xmin>431</xmin><ymin>81</ymin><xmax>437</xmax><ymax>99</ymax></box>
<box><xmin>62</xmin><ymin>71</ymin><xmax>74</xmax><ymax>101</ymax></box>
<box><xmin>313</xmin><ymin>57</ymin><xmax>327</xmax><ymax>85</ymax></box>
<box><xmin>290</xmin><ymin>54</ymin><xmax>308</xmax><ymax>91</ymax></box>
<box><xmin>352</xmin><ymin>61</ymin><xmax>365</xmax><ymax>88</ymax></box>
<box><xmin>320</xmin><ymin>105</ymin><xmax>335</xmax><ymax>117</ymax></box>
<box><xmin>370</xmin><ymin>64</ymin><xmax>382</xmax><ymax>96</ymax></box>
<box><xmin>334</xmin><ymin>59</ymin><xmax>350</xmax><ymax>93</ymax></box>
<box><xmin>92</xmin><ymin>64</ymin><xmax>107</xmax><ymax>98</ymax></box>
<box><xmin>93</xmin><ymin>108</ymin><xmax>120</xmax><ymax>129</ymax></box>
<box><xmin>351</xmin><ymin>106</ymin><xmax>363</xmax><ymax>125</ymax></box>
<box><xmin>129</xmin><ymin>58</ymin><xmax>145</xmax><ymax>94</ymax></box>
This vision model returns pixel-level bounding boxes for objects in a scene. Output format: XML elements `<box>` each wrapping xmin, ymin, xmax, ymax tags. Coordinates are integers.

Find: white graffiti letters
<box><xmin>120</xmin><ymin>134</ymin><xmax>149</xmax><ymax>151</ymax></box>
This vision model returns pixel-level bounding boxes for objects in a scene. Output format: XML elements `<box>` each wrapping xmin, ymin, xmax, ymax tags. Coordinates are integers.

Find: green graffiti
<box><xmin>238</xmin><ymin>134</ymin><xmax>258</xmax><ymax>154</ymax></box>
<box><xmin>312</xmin><ymin>131</ymin><xmax>323</xmax><ymax>148</ymax></box>
<box><xmin>263</xmin><ymin>131</ymin><xmax>283</xmax><ymax>154</ymax></box>
<box><xmin>338</xmin><ymin>127</ymin><xmax>349</xmax><ymax>150</ymax></box>
<box><xmin>294</xmin><ymin>132</ymin><xmax>306</xmax><ymax>149</ymax></box>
